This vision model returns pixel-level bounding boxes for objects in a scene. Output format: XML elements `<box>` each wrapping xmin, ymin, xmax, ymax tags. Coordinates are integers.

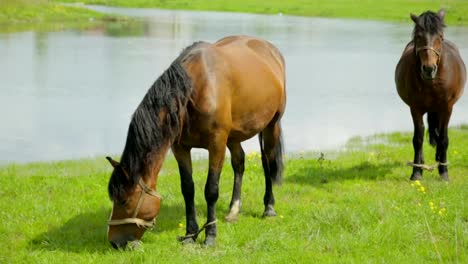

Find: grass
<box><xmin>0</xmin><ymin>0</ymin><xmax>124</xmax><ymax>33</ymax></box>
<box><xmin>1</xmin><ymin>127</ymin><xmax>467</xmax><ymax>263</ymax></box>
<box><xmin>55</xmin><ymin>0</ymin><xmax>468</xmax><ymax>25</ymax></box>
<box><xmin>3</xmin><ymin>1</ymin><xmax>468</xmax><ymax>33</ymax></box>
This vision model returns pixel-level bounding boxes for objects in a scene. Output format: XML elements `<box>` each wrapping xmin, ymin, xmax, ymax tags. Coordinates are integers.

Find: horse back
<box><xmin>180</xmin><ymin>36</ymin><xmax>286</xmax><ymax>144</ymax></box>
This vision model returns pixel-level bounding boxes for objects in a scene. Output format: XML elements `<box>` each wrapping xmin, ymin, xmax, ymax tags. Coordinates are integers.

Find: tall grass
<box><xmin>1</xmin><ymin>127</ymin><xmax>467</xmax><ymax>263</ymax></box>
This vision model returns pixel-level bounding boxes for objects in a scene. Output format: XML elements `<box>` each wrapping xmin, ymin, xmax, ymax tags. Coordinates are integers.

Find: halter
<box><xmin>108</xmin><ymin>178</ymin><xmax>161</xmax><ymax>229</ymax></box>
<box><xmin>415</xmin><ymin>45</ymin><xmax>442</xmax><ymax>65</ymax></box>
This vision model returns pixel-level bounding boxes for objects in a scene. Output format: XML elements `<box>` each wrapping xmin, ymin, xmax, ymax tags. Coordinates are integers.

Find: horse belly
<box><xmin>228</xmin><ymin>71</ymin><xmax>284</xmax><ymax>141</ymax></box>
<box><xmin>229</xmin><ymin>114</ymin><xmax>274</xmax><ymax>141</ymax></box>
<box><xmin>229</xmin><ymin>90</ymin><xmax>282</xmax><ymax>141</ymax></box>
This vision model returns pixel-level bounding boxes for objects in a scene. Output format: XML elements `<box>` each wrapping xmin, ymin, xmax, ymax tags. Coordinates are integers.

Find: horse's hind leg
<box><xmin>259</xmin><ymin>120</ymin><xmax>284</xmax><ymax>217</ymax></box>
<box><xmin>204</xmin><ymin>131</ymin><xmax>228</xmax><ymax>246</ymax></box>
<box><xmin>172</xmin><ymin>143</ymin><xmax>199</xmax><ymax>243</ymax></box>
<box><xmin>410</xmin><ymin>109</ymin><xmax>425</xmax><ymax>181</ymax></box>
<box><xmin>225</xmin><ymin>141</ymin><xmax>245</xmax><ymax>222</ymax></box>
<box><xmin>436</xmin><ymin>110</ymin><xmax>452</xmax><ymax>181</ymax></box>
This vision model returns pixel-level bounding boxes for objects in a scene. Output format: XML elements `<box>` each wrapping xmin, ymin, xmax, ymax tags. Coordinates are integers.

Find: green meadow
<box><xmin>56</xmin><ymin>0</ymin><xmax>468</xmax><ymax>25</ymax></box>
<box><xmin>1</xmin><ymin>127</ymin><xmax>467</xmax><ymax>263</ymax></box>
<box><xmin>1</xmin><ymin>0</ymin><xmax>467</xmax><ymax>263</ymax></box>
<box><xmin>2</xmin><ymin>0</ymin><xmax>467</xmax><ymax>33</ymax></box>
<box><xmin>0</xmin><ymin>0</ymin><xmax>124</xmax><ymax>33</ymax></box>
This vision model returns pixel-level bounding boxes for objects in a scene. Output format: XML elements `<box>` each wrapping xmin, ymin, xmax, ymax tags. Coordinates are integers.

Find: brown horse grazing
<box><xmin>106</xmin><ymin>35</ymin><xmax>286</xmax><ymax>249</ymax></box>
<box><xmin>395</xmin><ymin>9</ymin><xmax>466</xmax><ymax>181</ymax></box>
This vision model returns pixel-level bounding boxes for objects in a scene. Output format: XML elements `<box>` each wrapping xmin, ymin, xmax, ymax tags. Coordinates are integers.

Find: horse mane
<box><xmin>412</xmin><ymin>10</ymin><xmax>445</xmax><ymax>38</ymax></box>
<box><xmin>108</xmin><ymin>42</ymin><xmax>203</xmax><ymax>201</ymax></box>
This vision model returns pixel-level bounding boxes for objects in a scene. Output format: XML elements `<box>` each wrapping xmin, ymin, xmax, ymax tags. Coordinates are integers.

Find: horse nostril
<box><xmin>422</xmin><ymin>65</ymin><xmax>435</xmax><ymax>75</ymax></box>
<box><xmin>110</xmin><ymin>241</ymin><xmax>118</xmax><ymax>249</ymax></box>
<box><xmin>110</xmin><ymin>239</ymin><xmax>128</xmax><ymax>250</ymax></box>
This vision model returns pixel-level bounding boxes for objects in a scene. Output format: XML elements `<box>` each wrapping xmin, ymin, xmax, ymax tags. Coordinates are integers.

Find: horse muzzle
<box><xmin>110</xmin><ymin>237</ymin><xmax>142</xmax><ymax>250</ymax></box>
<box><xmin>421</xmin><ymin>64</ymin><xmax>438</xmax><ymax>80</ymax></box>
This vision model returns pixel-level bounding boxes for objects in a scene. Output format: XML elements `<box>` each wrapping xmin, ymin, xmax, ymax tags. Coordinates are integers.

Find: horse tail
<box><xmin>259</xmin><ymin>122</ymin><xmax>284</xmax><ymax>185</ymax></box>
<box><xmin>427</xmin><ymin>112</ymin><xmax>439</xmax><ymax>147</ymax></box>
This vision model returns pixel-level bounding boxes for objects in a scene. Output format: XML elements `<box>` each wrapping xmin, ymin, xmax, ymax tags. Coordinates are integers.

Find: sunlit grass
<box><xmin>0</xmin><ymin>0</ymin><xmax>125</xmax><ymax>33</ymax></box>
<box><xmin>1</xmin><ymin>126</ymin><xmax>467</xmax><ymax>263</ymax></box>
<box><xmin>55</xmin><ymin>0</ymin><xmax>468</xmax><ymax>25</ymax></box>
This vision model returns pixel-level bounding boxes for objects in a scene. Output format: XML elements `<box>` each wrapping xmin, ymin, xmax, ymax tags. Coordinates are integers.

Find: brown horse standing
<box><xmin>395</xmin><ymin>9</ymin><xmax>466</xmax><ymax>181</ymax></box>
<box><xmin>106</xmin><ymin>35</ymin><xmax>286</xmax><ymax>249</ymax></box>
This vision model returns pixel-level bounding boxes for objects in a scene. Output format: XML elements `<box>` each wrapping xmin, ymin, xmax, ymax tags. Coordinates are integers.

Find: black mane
<box><xmin>413</xmin><ymin>10</ymin><xmax>445</xmax><ymax>37</ymax></box>
<box><xmin>108</xmin><ymin>42</ymin><xmax>203</xmax><ymax>201</ymax></box>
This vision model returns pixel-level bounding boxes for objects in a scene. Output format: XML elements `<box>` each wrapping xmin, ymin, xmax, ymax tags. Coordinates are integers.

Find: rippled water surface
<box><xmin>1</xmin><ymin>6</ymin><xmax>467</xmax><ymax>162</ymax></box>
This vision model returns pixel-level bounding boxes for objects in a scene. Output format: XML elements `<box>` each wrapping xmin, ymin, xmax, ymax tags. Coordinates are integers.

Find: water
<box><xmin>1</xmin><ymin>6</ymin><xmax>467</xmax><ymax>163</ymax></box>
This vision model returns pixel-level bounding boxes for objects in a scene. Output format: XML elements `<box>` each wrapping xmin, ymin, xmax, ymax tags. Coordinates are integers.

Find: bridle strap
<box><xmin>415</xmin><ymin>46</ymin><xmax>441</xmax><ymax>64</ymax></box>
<box><xmin>132</xmin><ymin>185</ymin><xmax>146</xmax><ymax>218</ymax></box>
<box><xmin>415</xmin><ymin>46</ymin><xmax>440</xmax><ymax>57</ymax></box>
<box><xmin>108</xmin><ymin>218</ymin><xmax>155</xmax><ymax>228</ymax></box>
<box><xmin>139</xmin><ymin>179</ymin><xmax>161</xmax><ymax>198</ymax></box>
<box><xmin>108</xmin><ymin>178</ymin><xmax>161</xmax><ymax>228</ymax></box>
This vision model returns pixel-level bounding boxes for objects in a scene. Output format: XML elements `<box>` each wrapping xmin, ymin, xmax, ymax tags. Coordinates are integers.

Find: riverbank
<box><xmin>1</xmin><ymin>127</ymin><xmax>467</xmax><ymax>262</ymax></box>
<box><xmin>2</xmin><ymin>1</ymin><xmax>467</xmax><ymax>33</ymax></box>
<box><xmin>0</xmin><ymin>0</ymin><xmax>123</xmax><ymax>33</ymax></box>
<box><xmin>56</xmin><ymin>0</ymin><xmax>468</xmax><ymax>25</ymax></box>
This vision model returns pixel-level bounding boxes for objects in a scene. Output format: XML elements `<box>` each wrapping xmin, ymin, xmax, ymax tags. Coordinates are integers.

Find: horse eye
<box><xmin>119</xmin><ymin>199</ymin><xmax>128</xmax><ymax>206</ymax></box>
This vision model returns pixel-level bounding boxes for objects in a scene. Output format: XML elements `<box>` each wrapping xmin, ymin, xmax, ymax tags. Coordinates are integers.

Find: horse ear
<box><xmin>410</xmin><ymin>13</ymin><xmax>419</xmax><ymax>24</ymax></box>
<box><xmin>106</xmin><ymin>156</ymin><xmax>120</xmax><ymax>168</ymax></box>
<box><xmin>437</xmin><ymin>8</ymin><xmax>446</xmax><ymax>21</ymax></box>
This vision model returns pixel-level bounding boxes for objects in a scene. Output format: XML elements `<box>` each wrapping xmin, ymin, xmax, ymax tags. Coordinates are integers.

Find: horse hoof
<box><xmin>204</xmin><ymin>235</ymin><xmax>216</xmax><ymax>247</ymax></box>
<box><xmin>178</xmin><ymin>236</ymin><xmax>196</xmax><ymax>244</ymax></box>
<box><xmin>410</xmin><ymin>173</ymin><xmax>422</xmax><ymax>181</ymax></box>
<box><xmin>225</xmin><ymin>213</ymin><xmax>238</xmax><ymax>223</ymax></box>
<box><xmin>439</xmin><ymin>173</ymin><xmax>449</xmax><ymax>182</ymax></box>
<box><xmin>263</xmin><ymin>206</ymin><xmax>277</xmax><ymax>217</ymax></box>
<box><xmin>181</xmin><ymin>238</ymin><xmax>196</xmax><ymax>245</ymax></box>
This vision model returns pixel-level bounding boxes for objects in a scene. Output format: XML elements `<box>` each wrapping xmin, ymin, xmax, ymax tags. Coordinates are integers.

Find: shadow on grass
<box><xmin>286</xmin><ymin>159</ymin><xmax>403</xmax><ymax>187</ymax></box>
<box><xmin>29</xmin><ymin>203</ymin><xmax>185</xmax><ymax>253</ymax></box>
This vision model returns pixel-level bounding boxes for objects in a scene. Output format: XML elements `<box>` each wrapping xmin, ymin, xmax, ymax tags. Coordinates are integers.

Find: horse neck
<box><xmin>144</xmin><ymin>140</ymin><xmax>171</xmax><ymax>190</ymax></box>
<box><xmin>120</xmin><ymin>128</ymin><xmax>173</xmax><ymax>191</ymax></box>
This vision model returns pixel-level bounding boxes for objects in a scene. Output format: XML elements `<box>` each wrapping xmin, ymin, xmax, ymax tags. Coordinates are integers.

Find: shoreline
<box><xmin>1</xmin><ymin>125</ymin><xmax>466</xmax><ymax>166</ymax></box>
<box><xmin>1</xmin><ymin>1</ymin><xmax>468</xmax><ymax>34</ymax></box>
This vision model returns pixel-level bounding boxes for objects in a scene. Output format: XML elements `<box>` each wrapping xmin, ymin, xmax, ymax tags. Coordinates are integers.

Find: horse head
<box><xmin>106</xmin><ymin>156</ymin><xmax>161</xmax><ymax>250</ymax></box>
<box><xmin>411</xmin><ymin>9</ymin><xmax>446</xmax><ymax>80</ymax></box>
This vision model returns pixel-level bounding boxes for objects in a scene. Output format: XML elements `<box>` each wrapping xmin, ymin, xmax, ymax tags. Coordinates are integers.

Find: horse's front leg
<box><xmin>225</xmin><ymin>142</ymin><xmax>245</xmax><ymax>222</ymax></box>
<box><xmin>437</xmin><ymin>110</ymin><xmax>452</xmax><ymax>181</ymax></box>
<box><xmin>410</xmin><ymin>109</ymin><xmax>425</xmax><ymax>181</ymax></box>
<box><xmin>204</xmin><ymin>131</ymin><xmax>228</xmax><ymax>246</ymax></box>
<box><xmin>172</xmin><ymin>143</ymin><xmax>199</xmax><ymax>243</ymax></box>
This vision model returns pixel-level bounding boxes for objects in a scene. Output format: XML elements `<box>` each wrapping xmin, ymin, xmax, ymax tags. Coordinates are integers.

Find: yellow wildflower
<box><xmin>414</xmin><ymin>180</ymin><xmax>422</xmax><ymax>186</ymax></box>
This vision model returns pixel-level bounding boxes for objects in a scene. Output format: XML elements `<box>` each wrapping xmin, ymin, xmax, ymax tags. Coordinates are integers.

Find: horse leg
<box><xmin>172</xmin><ymin>143</ymin><xmax>198</xmax><ymax>243</ymax></box>
<box><xmin>436</xmin><ymin>110</ymin><xmax>452</xmax><ymax>181</ymax></box>
<box><xmin>259</xmin><ymin>121</ymin><xmax>283</xmax><ymax>217</ymax></box>
<box><xmin>225</xmin><ymin>141</ymin><xmax>245</xmax><ymax>222</ymax></box>
<box><xmin>410</xmin><ymin>109</ymin><xmax>425</xmax><ymax>181</ymax></box>
<box><xmin>204</xmin><ymin>131</ymin><xmax>228</xmax><ymax>246</ymax></box>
